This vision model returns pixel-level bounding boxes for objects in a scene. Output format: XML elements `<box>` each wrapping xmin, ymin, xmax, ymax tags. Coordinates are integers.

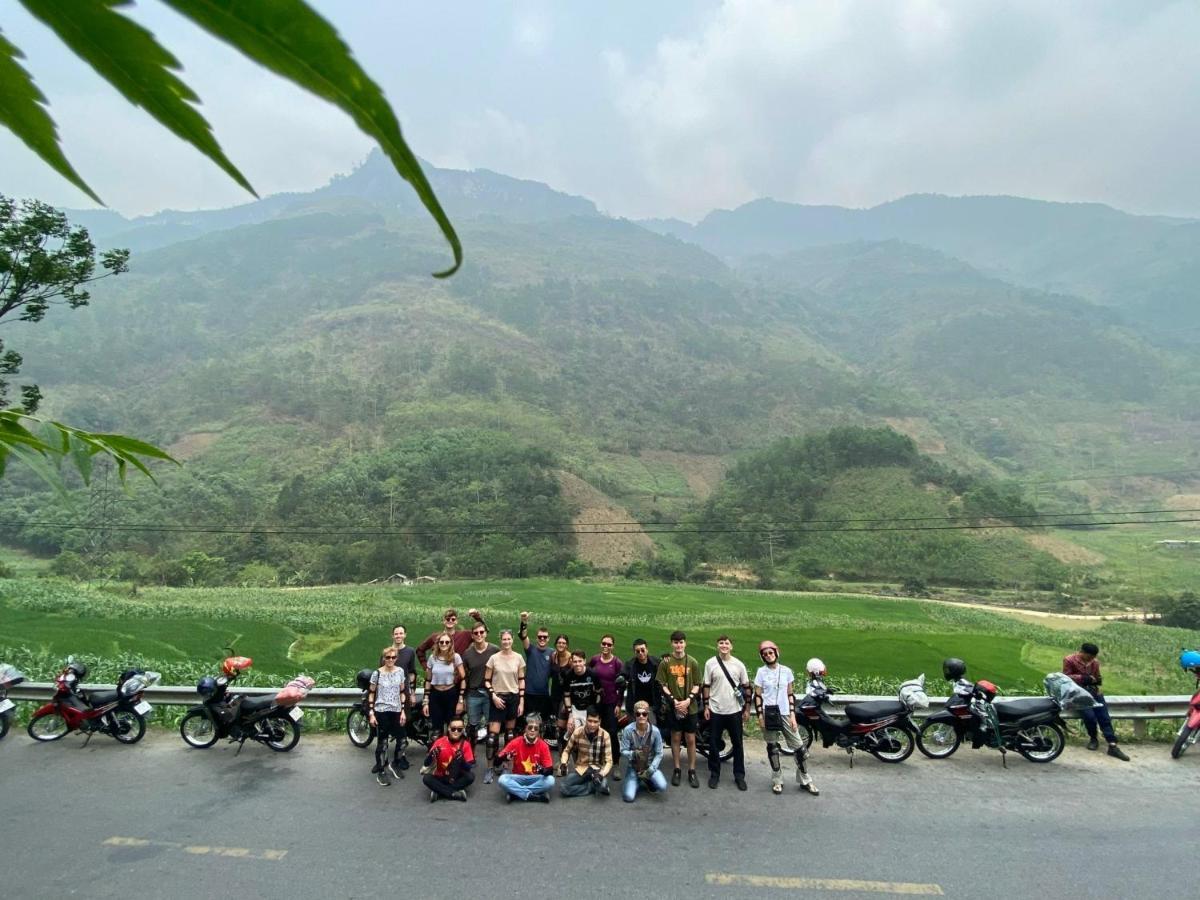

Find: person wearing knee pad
<box><xmin>484</xmin><ymin>629</ymin><xmax>525</xmax><ymax>784</ymax></box>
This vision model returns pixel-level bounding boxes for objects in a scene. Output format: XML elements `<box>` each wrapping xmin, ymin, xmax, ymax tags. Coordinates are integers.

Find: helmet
<box><xmin>221</xmin><ymin>656</ymin><xmax>253</xmax><ymax>677</ymax></box>
<box><xmin>1180</xmin><ymin>649</ymin><xmax>1200</xmax><ymax>673</ymax></box>
<box><xmin>196</xmin><ymin>676</ymin><xmax>218</xmax><ymax>697</ymax></box>
<box><xmin>974</xmin><ymin>679</ymin><xmax>998</xmax><ymax>702</ymax></box>
<box><xmin>942</xmin><ymin>658</ymin><xmax>967</xmax><ymax>681</ymax></box>
<box><xmin>758</xmin><ymin>640</ymin><xmax>780</xmax><ymax>660</ymax></box>
<box><xmin>356</xmin><ymin>669</ymin><xmax>374</xmax><ymax>692</ymax></box>
<box><xmin>66</xmin><ymin>660</ymin><xmax>88</xmax><ymax>680</ymax></box>
<box><xmin>805</xmin><ymin>658</ymin><xmax>826</xmax><ymax>678</ymax></box>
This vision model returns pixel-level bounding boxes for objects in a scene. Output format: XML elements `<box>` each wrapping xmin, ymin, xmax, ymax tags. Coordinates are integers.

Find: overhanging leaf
<box><xmin>19</xmin><ymin>0</ymin><xmax>256</xmax><ymax>197</ymax></box>
<box><xmin>160</xmin><ymin>0</ymin><xmax>461</xmax><ymax>277</ymax></box>
<box><xmin>0</xmin><ymin>28</ymin><xmax>101</xmax><ymax>204</ymax></box>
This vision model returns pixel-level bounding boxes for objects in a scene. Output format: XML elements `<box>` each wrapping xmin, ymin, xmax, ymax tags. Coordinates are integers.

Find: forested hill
<box><xmin>1</xmin><ymin>156</ymin><xmax>1198</xmax><ymax>586</ymax></box>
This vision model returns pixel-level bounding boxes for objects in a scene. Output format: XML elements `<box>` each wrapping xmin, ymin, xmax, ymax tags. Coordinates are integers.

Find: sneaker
<box><xmin>598</xmin><ymin>778</ymin><xmax>611</xmax><ymax>796</ymax></box>
<box><xmin>802</xmin><ymin>781</ymin><xmax>821</xmax><ymax>796</ymax></box>
<box><xmin>451</xmin><ymin>790</ymin><xmax>468</xmax><ymax>802</ymax></box>
<box><xmin>708</xmin><ymin>774</ymin><xmax>719</xmax><ymax>789</ymax></box>
<box><xmin>483</xmin><ymin>768</ymin><xmax>494</xmax><ymax>785</ymax></box>
<box><xmin>396</xmin><ymin>756</ymin><xmax>410</xmax><ymax>770</ymax></box>
<box><xmin>772</xmin><ymin>783</ymin><xmax>783</xmax><ymax>795</ymax></box>
<box><xmin>671</xmin><ymin>768</ymin><xmax>682</xmax><ymax>786</ymax></box>
<box><xmin>387</xmin><ymin>761</ymin><xmax>404</xmax><ymax>780</ymax></box>
<box><xmin>1086</xmin><ymin>738</ymin><xmax>1099</xmax><ymax>751</ymax></box>
<box><xmin>688</xmin><ymin>770</ymin><xmax>700</xmax><ymax>789</ymax></box>
<box><xmin>371</xmin><ymin>762</ymin><xmax>384</xmax><ymax>774</ymax></box>
<box><xmin>429</xmin><ymin>790</ymin><xmax>438</xmax><ymax>803</ymax></box>
<box><xmin>612</xmin><ymin>766</ymin><xmax>622</xmax><ymax>781</ymax></box>
<box><xmin>1107</xmin><ymin>745</ymin><xmax>1130</xmax><ymax>762</ymax></box>
<box><xmin>376</xmin><ymin>772</ymin><xmax>390</xmax><ymax>787</ymax></box>
<box><xmin>505</xmin><ymin>793</ymin><xmax>515</xmax><ymax>804</ymax></box>
<box><xmin>735</xmin><ymin>778</ymin><xmax>747</xmax><ymax>792</ymax></box>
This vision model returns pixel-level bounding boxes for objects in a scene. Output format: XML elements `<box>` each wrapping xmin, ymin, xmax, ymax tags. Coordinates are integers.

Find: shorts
<box><xmin>489</xmin><ymin>692</ymin><xmax>519</xmax><ymax>724</ymax></box>
<box><xmin>666</xmin><ymin>708</ymin><xmax>697</xmax><ymax>734</ymax></box>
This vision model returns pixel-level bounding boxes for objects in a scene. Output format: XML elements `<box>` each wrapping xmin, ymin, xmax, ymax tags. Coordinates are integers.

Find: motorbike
<box><xmin>0</xmin><ymin>663</ymin><xmax>26</xmax><ymax>741</ymax></box>
<box><xmin>26</xmin><ymin>658</ymin><xmax>159</xmax><ymax>745</ymax></box>
<box><xmin>918</xmin><ymin>677</ymin><xmax>1067</xmax><ymax>764</ymax></box>
<box><xmin>797</xmin><ymin>674</ymin><xmax>927</xmax><ymax>765</ymax></box>
<box><xmin>346</xmin><ymin>669</ymin><xmax>433</xmax><ymax>752</ymax></box>
<box><xmin>1170</xmin><ymin>648</ymin><xmax>1200</xmax><ymax>759</ymax></box>
<box><xmin>179</xmin><ymin>656</ymin><xmax>311</xmax><ymax>753</ymax></box>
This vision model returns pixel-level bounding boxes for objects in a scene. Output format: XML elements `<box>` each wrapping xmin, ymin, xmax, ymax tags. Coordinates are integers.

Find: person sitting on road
<box><xmin>619</xmin><ymin>700</ymin><xmax>667</xmax><ymax>802</ymax></box>
<box><xmin>496</xmin><ymin>713</ymin><xmax>556</xmax><ymax>803</ymax></box>
<box><xmin>368</xmin><ymin>646</ymin><xmax>408</xmax><ymax>786</ymax></box>
<box><xmin>421</xmin><ymin>716</ymin><xmax>475</xmax><ymax>802</ymax></box>
<box><xmin>1063</xmin><ymin>641</ymin><xmax>1130</xmax><ymax>761</ymax></box>
<box><xmin>753</xmin><ymin>640</ymin><xmax>819</xmax><ymax>796</ymax></box>
<box><xmin>558</xmin><ymin>707</ymin><xmax>612</xmax><ymax>797</ymax></box>
<box><xmin>483</xmin><ymin>629</ymin><xmax>526</xmax><ymax>784</ymax></box>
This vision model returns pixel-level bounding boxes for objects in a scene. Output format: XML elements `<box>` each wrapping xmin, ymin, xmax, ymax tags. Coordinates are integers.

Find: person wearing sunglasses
<box><xmin>421</xmin><ymin>717</ymin><xmax>475</xmax><ymax>802</ymax></box>
<box><xmin>518</xmin><ymin>612</ymin><xmax>557</xmax><ymax>730</ymax></box>
<box><xmin>368</xmin><ymin>646</ymin><xmax>409</xmax><ymax>786</ymax></box>
<box><xmin>619</xmin><ymin>700</ymin><xmax>667</xmax><ymax>802</ymax></box>
<box><xmin>483</xmin><ymin>629</ymin><xmax>526</xmax><ymax>784</ymax></box>
<box><xmin>550</xmin><ymin>634</ymin><xmax>573</xmax><ymax>735</ymax></box>
<box><xmin>462</xmin><ymin>623</ymin><xmax>498</xmax><ymax>756</ymax></box>
<box><xmin>424</xmin><ymin>637</ymin><xmax>465</xmax><ymax>736</ymax></box>
<box><xmin>624</xmin><ymin>638</ymin><xmax>660</xmax><ymax>726</ymax></box>
<box><xmin>496</xmin><ymin>713</ymin><xmax>555</xmax><ymax>803</ymax></box>
<box><xmin>589</xmin><ymin>634</ymin><xmax>625</xmax><ymax>780</ymax></box>
<box><xmin>415</xmin><ymin>607</ymin><xmax>487</xmax><ymax>670</ymax></box>
<box><xmin>753</xmin><ymin>641</ymin><xmax>818</xmax><ymax>797</ymax></box>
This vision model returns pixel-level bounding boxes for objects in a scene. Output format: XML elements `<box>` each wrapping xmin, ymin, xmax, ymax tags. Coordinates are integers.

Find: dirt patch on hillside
<box><xmin>1021</xmin><ymin>533</ymin><xmax>1106</xmax><ymax>565</ymax></box>
<box><xmin>640</xmin><ymin>451</ymin><xmax>727</xmax><ymax>499</ymax></box>
<box><xmin>557</xmin><ymin>471</ymin><xmax>655</xmax><ymax>570</ymax></box>
<box><xmin>166</xmin><ymin>431</ymin><xmax>221</xmax><ymax>461</ymax></box>
<box><xmin>1163</xmin><ymin>494</ymin><xmax>1200</xmax><ymax>528</ymax></box>
<box><xmin>882</xmin><ymin>417</ymin><xmax>946</xmax><ymax>454</ymax></box>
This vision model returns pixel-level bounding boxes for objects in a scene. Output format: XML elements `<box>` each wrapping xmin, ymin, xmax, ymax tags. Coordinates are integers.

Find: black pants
<box><xmin>707</xmin><ymin>711</ymin><xmax>745</xmax><ymax>778</ymax></box>
<box><xmin>427</xmin><ymin>689</ymin><xmax>458</xmax><ymax>735</ymax></box>
<box><xmin>423</xmin><ymin>771</ymin><xmax>474</xmax><ymax>799</ymax></box>
<box><xmin>1081</xmin><ymin>694</ymin><xmax>1118</xmax><ymax>743</ymax></box>
<box><xmin>526</xmin><ymin>694</ymin><xmax>554</xmax><ymax>722</ymax></box>
<box><xmin>600</xmin><ymin>703</ymin><xmax>621</xmax><ymax>763</ymax></box>
<box><xmin>374</xmin><ymin>711</ymin><xmax>405</xmax><ymax>767</ymax></box>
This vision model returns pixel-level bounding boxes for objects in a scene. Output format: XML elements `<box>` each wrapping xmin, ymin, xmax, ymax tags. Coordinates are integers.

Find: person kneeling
<box><xmin>558</xmin><ymin>707</ymin><xmax>612</xmax><ymax>797</ymax></box>
<box><xmin>496</xmin><ymin>714</ymin><xmax>556</xmax><ymax>803</ymax></box>
<box><xmin>620</xmin><ymin>701</ymin><xmax>668</xmax><ymax>802</ymax></box>
<box><xmin>422</xmin><ymin>717</ymin><xmax>474</xmax><ymax>802</ymax></box>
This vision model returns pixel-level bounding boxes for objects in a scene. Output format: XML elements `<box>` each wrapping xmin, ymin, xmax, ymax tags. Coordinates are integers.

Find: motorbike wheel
<box><xmin>111</xmin><ymin>711</ymin><xmax>146</xmax><ymax>744</ymax></box>
<box><xmin>868</xmin><ymin>724</ymin><xmax>916</xmax><ymax>763</ymax></box>
<box><xmin>917</xmin><ymin>721</ymin><xmax>962</xmax><ymax>759</ymax></box>
<box><xmin>264</xmin><ymin>715</ymin><xmax>301</xmax><ymax>752</ymax></box>
<box><xmin>1170</xmin><ymin>724</ymin><xmax>1195</xmax><ymax>760</ymax></box>
<box><xmin>180</xmin><ymin>710</ymin><xmax>219</xmax><ymax>749</ymax></box>
<box><xmin>777</xmin><ymin>723</ymin><xmax>815</xmax><ymax>756</ymax></box>
<box><xmin>346</xmin><ymin>708</ymin><xmax>375</xmax><ymax>748</ymax></box>
<box><xmin>695</xmin><ymin>724</ymin><xmax>736</xmax><ymax>763</ymax></box>
<box><xmin>27</xmin><ymin>710</ymin><xmax>70</xmax><ymax>742</ymax></box>
<box><xmin>0</xmin><ymin>712</ymin><xmax>9</xmax><ymax>741</ymax></box>
<box><xmin>1016</xmin><ymin>722</ymin><xmax>1065</xmax><ymax>763</ymax></box>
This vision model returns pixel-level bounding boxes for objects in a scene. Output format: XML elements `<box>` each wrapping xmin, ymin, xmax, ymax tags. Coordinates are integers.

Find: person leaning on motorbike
<box><xmin>1063</xmin><ymin>642</ymin><xmax>1130</xmax><ymax>761</ymax></box>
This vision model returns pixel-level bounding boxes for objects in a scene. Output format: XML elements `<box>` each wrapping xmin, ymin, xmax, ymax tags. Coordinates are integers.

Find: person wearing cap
<box><xmin>1063</xmin><ymin>642</ymin><xmax>1130</xmax><ymax>761</ymax></box>
<box><xmin>619</xmin><ymin>700</ymin><xmax>667</xmax><ymax>802</ymax></box>
<box><xmin>753</xmin><ymin>640</ymin><xmax>819</xmax><ymax>796</ymax></box>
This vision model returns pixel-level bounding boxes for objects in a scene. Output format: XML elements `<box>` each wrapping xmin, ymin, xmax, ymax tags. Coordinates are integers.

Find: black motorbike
<box><xmin>917</xmin><ymin>678</ymin><xmax>1067</xmax><ymax>764</ymax></box>
<box><xmin>796</xmin><ymin>675</ymin><xmax>924</xmax><ymax>765</ymax></box>
<box><xmin>0</xmin><ymin>663</ymin><xmax>25</xmax><ymax>741</ymax></box>
<box><xmin>178</xmin><ymin>659</ymin><xmax>305</xmax><ymax>753</ymax></box>
<box><xmin>346</xmin><ymin>669</ymin><xmax>433</xmax><ymax>753</ymax></box>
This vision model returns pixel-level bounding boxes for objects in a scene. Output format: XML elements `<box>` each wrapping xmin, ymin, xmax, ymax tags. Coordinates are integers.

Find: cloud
<box><xmin>605</xmin><ymin>0</ymin><xmax>1200</xmax><ymax>220</ymax></box>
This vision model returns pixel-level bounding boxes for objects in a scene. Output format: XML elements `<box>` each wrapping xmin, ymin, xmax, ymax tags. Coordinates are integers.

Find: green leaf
<box><xmin>68</xmin><ymin>434</ymin><xmax>95</xmax><ymax>485</ymax></box>
<box><xmin>19</xmin><ymin>0</ymin><xmax>256</xmax><ymax>198</ymax></box>
<box><xmin>85</xmin><ymin>431</ymin><xmax>178</xmax><ymax>461</ymax></box>
<box><xmin>6</xmin><ymin>441</ymin><xmax>70</xmax><ymax>500</ymax></box>
<box><xmin>0</xmin><ymin>28</ymin><xmax>102</xmax><ymax>204</ymax></box>
<box><xmin>160</xmin><ymin>0</ymin><xmax>461</xmax><ymax>277</ymax></box>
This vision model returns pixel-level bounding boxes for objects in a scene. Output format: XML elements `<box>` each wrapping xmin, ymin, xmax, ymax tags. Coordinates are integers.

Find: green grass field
<box><xmin>2</xmin><ymin>577</ymin><xmax>1196</xmax><ymax>697</ymax></box>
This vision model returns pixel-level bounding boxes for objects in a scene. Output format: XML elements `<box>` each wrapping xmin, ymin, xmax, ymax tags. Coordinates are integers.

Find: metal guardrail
<box><xmin>6</xmin><ymin>684</ymin><xmax>1190</xmax><ymax>736</ymax></box>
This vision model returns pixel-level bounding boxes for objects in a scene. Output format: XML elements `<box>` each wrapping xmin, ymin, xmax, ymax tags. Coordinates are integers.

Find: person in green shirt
<box><xmin>655</xmin><ymin>630</ymin><xmax>702</xmax><ymax>788</ymax></box>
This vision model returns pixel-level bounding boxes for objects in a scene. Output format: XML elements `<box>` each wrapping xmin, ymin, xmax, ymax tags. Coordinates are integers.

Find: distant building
<box><xmin>1155</xmin><ymin>540</ymin><xmax>1200</xmax><ymax>550</ymax></box>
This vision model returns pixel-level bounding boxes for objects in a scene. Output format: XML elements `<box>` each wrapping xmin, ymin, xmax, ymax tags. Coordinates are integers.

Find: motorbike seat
<box><xmin>238</xmin><ymin>695</ymin><xmax>276</xmax><ymax>713</ymax></box>
<box><xmin>993</xmin><ymin>698</ymin><xmax>1058</xmax><ymax>721</ymax></box>
<box><xmin>843</xmin><ymin>700</ymin><xmax>907</xmax><ymax>722</ymax></box>
<box><xmin>84</xmin><ymin>689</ymin><xmax>119</xmax><ymax>705</ymax></box>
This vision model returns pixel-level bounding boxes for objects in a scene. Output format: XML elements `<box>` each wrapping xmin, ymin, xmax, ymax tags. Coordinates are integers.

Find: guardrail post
<box><xmin>1132</xmin><ymin>719</ymin><xmax>1146</xmax><ymax>739</ymax></box>
<box><xmin>324</xmin><ymin>709</ymin><xmax>334</xmax><ymax>730</ymax></box>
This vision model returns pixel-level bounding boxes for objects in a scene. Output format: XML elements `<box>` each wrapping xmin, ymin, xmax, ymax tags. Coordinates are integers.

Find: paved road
<box><xmin>1</xmin><ymin>731</ymin><xmax>1195</xmax><ymax>899</ymax></box>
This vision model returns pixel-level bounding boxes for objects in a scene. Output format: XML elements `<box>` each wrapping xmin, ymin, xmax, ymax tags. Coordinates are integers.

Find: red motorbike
<box><xmin>1171</xmin><ymin>649</ymin><xmax>1200</xmax><ymax>759</ymax></box>
<box><xmin>27</xmin><ymin>659</ymin><xmax>159</xmax><ymax>745</ymax></box>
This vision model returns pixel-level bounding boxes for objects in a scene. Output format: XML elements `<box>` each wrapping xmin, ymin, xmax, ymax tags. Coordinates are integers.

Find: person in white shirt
<box><xmin>753</xmin><ymin>640</ymin><xmax>819</xmax><ymax>797</ymax></box>
<box><xmin>702</xmin><ymin>635</ymin><xmax>751</xmax><ymax>790</ymax></box>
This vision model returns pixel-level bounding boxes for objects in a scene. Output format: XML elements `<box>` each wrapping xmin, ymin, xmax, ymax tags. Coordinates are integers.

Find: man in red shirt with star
<box><xmin>495</xmin><ymin>714</ymin><xmax>555</xmax><ymax>802</ymax></box>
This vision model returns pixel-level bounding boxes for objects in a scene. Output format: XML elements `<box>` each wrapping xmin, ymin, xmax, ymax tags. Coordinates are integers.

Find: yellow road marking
<box><xmin>706</xmin><ymin>873</ymin><xmax>944</xmax><ymax>895</ymax></box>
<box><xmin>103</xmin><ymin>836</ymin><xmax>287</xmax><ymax>862</ymax></box>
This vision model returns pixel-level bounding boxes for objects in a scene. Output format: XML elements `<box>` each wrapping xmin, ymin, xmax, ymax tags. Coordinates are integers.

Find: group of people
<box><xmin>362</xmin><ymin>607</ymin><xmax>820</xmax><ymax>801</ymax></box>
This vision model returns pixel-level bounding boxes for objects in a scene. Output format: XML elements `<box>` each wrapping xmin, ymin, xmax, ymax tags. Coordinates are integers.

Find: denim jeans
<box><xmin>622</xmin><ymin>768</ymin><xmax>668</xmax><ymax>802</ymax></box>
<box><xmin>497</xmin><ymin>773</ymin><xmax>555</xmax><ymax>800</ymax></box>
<box><xmin>1080</xmin><ymin>694</ymin><xmax>1118</xmax><ymax>743</ymax></box>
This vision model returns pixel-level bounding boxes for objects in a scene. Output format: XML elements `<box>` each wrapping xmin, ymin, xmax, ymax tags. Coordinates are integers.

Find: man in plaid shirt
<box><xmin>558</xmin><ymin>707</ymin><xmax>613</xmax><ymax>797</ymax></box>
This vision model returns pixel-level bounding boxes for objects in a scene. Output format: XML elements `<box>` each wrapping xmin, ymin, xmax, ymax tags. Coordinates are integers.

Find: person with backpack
<box><xmin>753</xmin><ymin>640</ymin><xmax>818</xmax><ymax>796</ymax></box>
<box><xmin>495</xmin><ymin>713</ymin><xmax>556</xmax><ymax>803</ymax></box>
<box><xmin>656</xmin><ymin>630</ymin><xmax>703</xmax><ymax>788</ymax></box>
<box><xmin>1063</xmin><ymin>641</ymin><xmax>1130</xmax><ymax>761</ymax></box>
<box><xmin>702</xmin><ymin>635</ymin><xmax>751</xmax><ymax>791</ymax></box>
<box><xmin>589</xmin><ymin>634</ymin><xmax>625</xmax><ymax>779</ymax></box>
<box><xmin>421</xmin><ymin>716</ymin><xmax>475</xmax><ymax>802</ymax></box>
<box><xmin>619</xmin><ymin>700</ymin><xmax>667</xmax><ymax>802</ymax></box>
<box><xmin>368</xmin><ymin>646</ymin><xmax>409</xmax><ymax>786</ymax></box>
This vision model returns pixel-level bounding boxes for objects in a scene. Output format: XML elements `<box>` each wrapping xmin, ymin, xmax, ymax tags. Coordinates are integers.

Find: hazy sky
<box><xmin>1</xmin><ymin>0</ymin><xmax>1197</xmax><ymax>221</ymax></box>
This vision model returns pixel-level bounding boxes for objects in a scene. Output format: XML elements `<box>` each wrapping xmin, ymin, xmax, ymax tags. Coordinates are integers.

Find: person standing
<box><xmin>415</xmin><ymin>607</ymin><xmax>486</xmax><ymax>669</ymax></box>
<box><xmin>558</xmin><ymin>707</ymin><xmax>613</xmax><ymax>797</ymax></box>
<box><xmin>589</xmin><ymin>634</ymin><xmax>625</xmax><ymax>779</ymax></box>
<box><xmin>624</xmin><ymin>639</ymin><xmax>660</xmax><ymax>726</ymax></box>
<box><xmin>483</xmin><ymin>629</ymin><xmax>526</xmax><ymax>784</ymax></box>
<box><xmin>496</xmin><ymin>713</ymin><xmax>555</xmax><ymax>803</ymax></box>
<box><xmin>461</xmin><ymin>622</ymin><xmax>498</xmax><ymax>756</ymax></box>
<box><xmin>423</xmin><ymin>636</ymin><xmax>465</xmax><ymax>736</ymax></box>
<box><xmin>1063</xmin><ymin>641</ymin><xmax>1130</xmax><ymax>761</ymax></box>
<box><xmin>656</xmin><ymin>630</ymin><xmax>703</xmax><ymax>788</ymax></box>
<box><xmin>421</xmin><ymin>717</ymin><xmax>475</xmax><ymax>802</ymax></box>
<box><xmin>560</xmin><ymin>650</ymin><xmax>600</xmax><ymax>737</ymax></box>
<box><xmin>702</xmin><ymin>635</ymin><xmax>751</xmax><ymax>791</ymax></box>
<box><xmin>389</xmin><ymin>624</ymin><xmax>417</xmax><ymax>771</ymax></box>
<box><xmin>753</xmin><ymin>640</ymin><xmax>819</xmax><ymax>796</ymax></box>
<box><xmin>367</xmin><ymin>646</ymin><xmax>408</xmax><ymax>786</ymax></box>
<box><xmin>619</xmin><ymin>700</ymin><xmax>667</xmax><ymax>802</ymax></box>
<box><xmin>520</xmin><ymin>613</ymin><xmax>557</xmax><ymax>726</ymax></box>
<box><xmin>550</xmin><ymin>634</ymin><xmax>573</xmax><ymax>732</ymax></box>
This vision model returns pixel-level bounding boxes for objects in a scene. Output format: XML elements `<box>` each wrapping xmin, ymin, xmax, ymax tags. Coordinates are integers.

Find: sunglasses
<box><xmin>448</xmin><ymin>726</ymin><xmax>464</xmax><ymax>733</ymax></box>
<box><xmin>600</xmin><ymin>641</ymin><xmax>613</xmax><ymax>647</ymax></box>
<box><xmin>436</xmin><ymin>640</ymin><xmax>451</xmax><ymax>646</ymax></box>
<box><xmin>537</xmin><ymin>635</ymin><xmax>549</xmax><ymax>640</ymax></box>
<box><xmin>383</xmin><ymin>654</ymin><xmax>397</xmax><ymax>659</ymax></box>
<box><xmin>472</xmin><ymin>629</ymin><xmax>486</xmax><ymax>635</ymax></box>
<box><xmin>635</xmin><ymin>710</ymin><xmax>649</xmax><ymax>717</ymax></box>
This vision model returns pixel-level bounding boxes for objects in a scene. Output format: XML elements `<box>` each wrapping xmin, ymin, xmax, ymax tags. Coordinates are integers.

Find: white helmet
<box><xmin>805</xmin><ymin>658</ymin><xmax>827</xmax><ymax>678</ymax></box>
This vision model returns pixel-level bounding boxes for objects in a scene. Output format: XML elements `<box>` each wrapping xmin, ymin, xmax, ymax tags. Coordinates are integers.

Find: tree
<box><xmin>1</xmin><ymin>0</ymin><xmax>460</xmax><ymax>276</ymax></box>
